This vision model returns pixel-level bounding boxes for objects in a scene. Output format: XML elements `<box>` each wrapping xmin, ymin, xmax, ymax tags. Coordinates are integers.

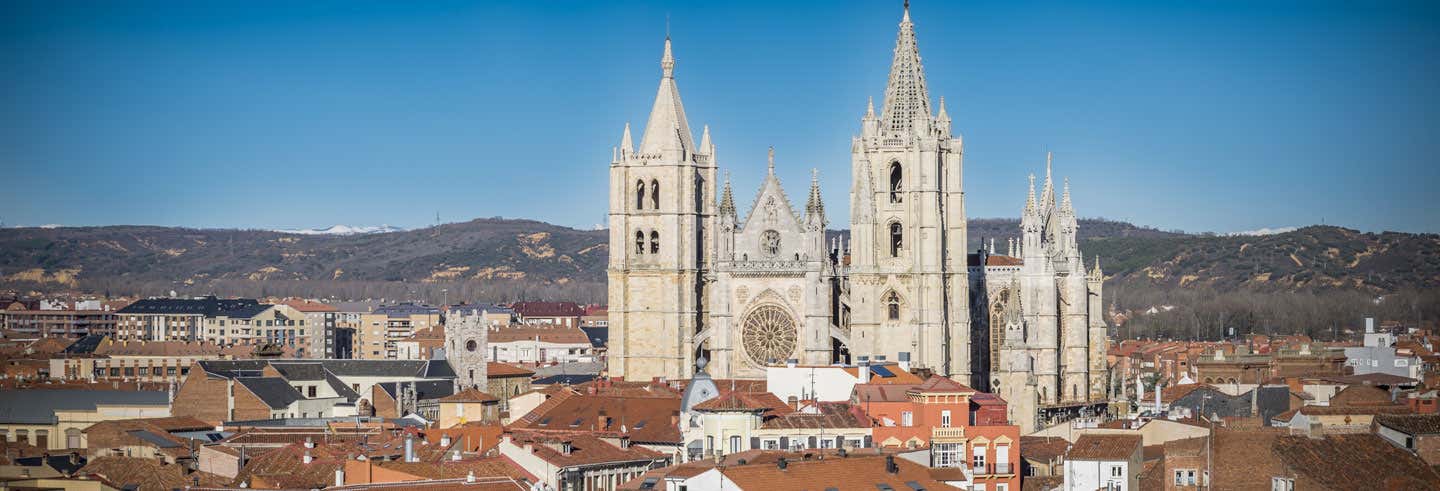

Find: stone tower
<box><xmin>848</xmin><ymin>4</ymin><xmax>971</xmax><ymax>379</ymax></box>
<box><xmin>446</xmin><ymin>312</ymin><xmax>488</xmax><ymax>390</ymax></box>
<box><xmin>607</xmin><ymin>37</ymin><xmax>719</xmax><ymax>381</ymax></box>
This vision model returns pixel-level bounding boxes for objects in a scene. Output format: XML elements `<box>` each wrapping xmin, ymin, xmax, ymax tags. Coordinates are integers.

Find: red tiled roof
<box><xmin>439</xmin><ymin>388</ymin><xmax>500</xmax><ymax>404</ymax></box>
<box><xmin>1066</xmin><ymin>434</ymin><xmax>1141</xmax><ymax>461</ymax></box>
<box><xmin>508</xmin><ymin>431</ymin><xmax>663</xmax><ymax>468</ymax></box>
<box><xmin>760</xmin><ymin>401</ymin><xmax>870</xmax><ymax>430</ymax></box>
<box><xmin>910</xmin><ymin>375</ymin><xmax>977</xmax><ymax>394</ymax></box>
<box><xmin>487</xmin><ymin>362</ymin><xmax>535</xmax><ymax>377</ymax></box>
<box><xmin>488</xmin><ymin>325</ymin><xmax>590</xmax><ymax>344</ymax></box>
<box><xmin>510</xmin><ymin>392</ymin><xmax>682</xmax><ymax>443</ymax></box>
<box><xmin>718</xmin><ymin>454</ymin><xmax>955</xmax><ymax>491</ymax></box>
<box><xmin>692</xmin><ymin>391</ymin><xmax>791</xmax><ymax>415</ymax></box>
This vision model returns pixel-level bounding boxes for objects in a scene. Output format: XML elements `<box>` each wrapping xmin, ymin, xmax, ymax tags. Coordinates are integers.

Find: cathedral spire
<box><xmin>1041</xmin><ymin>151</ymin><xmax>1055</xmax><ymax>211</ymax></box>
<box><xmin>638</xmin><ymin>37</ymin><xmax>695</xmax><ymax>158</ymax></box>
<box><xmin>880</xmin><ymin>1</ymin><xmax>932</xmax><ymax>137</ymax></box>
<box><xmin>806</xmin><ymin>168</ymin><xmax>825</xmax><ymax>220</ymax></box>
<box><xmin>1060</xmin><ymin>177</ymin><xmax>1072</xmax><ymax>212</ymax></box>
<box><xmin>1024</xmin><ymin>173</ymin><xmax>1037</xmax><ymax>214</ymax></box>
<box><xmin>699</xmin><ymin>124</ymin><xmax>712</xmax><ymax>154</ymax></box>
<box><xmin>719</xmin><ymin>171</ymin><xmax>737</xmax><ymax>221</ymax></box>
<box><xmin>767</xmin><ymin>146</ymin><xmax>775</xmax><ymax>174</ymax></box>
<box><xmin>620</xmin><ymin>122</ymin><xmax>633</xmax><ymax>155</ymax></box>
<box><xmin>937</xmin><ymin>96</ymin><xmax>950</xmax><ymax>121</ymax></box>
<box><xmin>1090</xmin><ymin>256</ymin><xmax>1103</xmax><ymax>279</ymax></box>
<box><xmin>866</xmin><ymin>96</ymin><xmax>876</xmax><ymax>118</ymax></box>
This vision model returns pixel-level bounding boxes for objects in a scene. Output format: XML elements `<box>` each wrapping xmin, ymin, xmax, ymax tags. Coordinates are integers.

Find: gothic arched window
<box><xmin>635</xmin><ymin>230</ymin><xmax>645</xmax><ymax>254</ymax></box>
<box><xmin>650</xmin><ymin>179</ymin><xmax>660</xmax><ymax>210</ymax></box>
<box><xmin>885</xmin><ymin>292</ymin><xmax>901</xmax><ymax>321</ymax></box>
<box><xmin>650</xmin><ymin>230</ymin><xmax>660</xmax><ymax>254</ymax></box>
<box><xmin>889</xmin><ymin>222</ymin><xmax>903</xmax><ymax>257</ymax></box>
<box><xmin>889</xmin><ymin>162</ymin><xmax>903</xmax><ymax>203</ymax></box>
<box><xmin>636</xmin><ymin>180</ymin><xmax>646</xmax><ymax>210</ymax></box>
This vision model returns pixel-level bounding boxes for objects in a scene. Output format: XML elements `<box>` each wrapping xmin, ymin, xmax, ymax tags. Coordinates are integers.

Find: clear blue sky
<box><xmin>2</xmin><ymin>0</ymin><xmax>1437</xmax><ymax>234</ymax></box>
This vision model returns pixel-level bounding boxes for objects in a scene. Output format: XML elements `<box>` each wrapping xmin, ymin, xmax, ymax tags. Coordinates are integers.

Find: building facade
<box><xmin>605</xmin><ymin>4</ymin><xmax>1109</xmax><ymax>431</ymax></box>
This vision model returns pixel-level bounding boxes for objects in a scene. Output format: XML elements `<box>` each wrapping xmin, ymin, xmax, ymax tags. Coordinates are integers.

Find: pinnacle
<box><xmin>880</xmin><ymin>2</ymin><xmax>931</xmax><ymax>137</ymax></box>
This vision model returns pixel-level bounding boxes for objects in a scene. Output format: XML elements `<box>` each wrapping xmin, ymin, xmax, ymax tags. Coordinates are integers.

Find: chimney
<box><xmin>786</xmin><ymin>358</ymin><xmax>798</xmax><ymax>368</ymax></box>
<box><xmin>858</xmin><ymin>356</ymin><xmax>871</xmax><ymax>384</ymax></box>
<box><xmin>1366</xmin><ymin>317</ymin><xmax>1375</xmax><ymax>333</ymax></box>
<box><xmin>404</xmin><ymin>435</ymin><xmax>416</xmax><ymax>463</ymax></box>
<box><xmin>598</xmin><ymin>409</ymin><xmax>609</xmax><ymax>430</ymax></box>
<box><xmin>788</xmin><ymin>396</ymin><xmax>800</xmax><ymax>411</ymax></box>
<box><xmin>304</xmin><ymin>436</ymin><xmax>314</xmax><ymax>449</ymax></box>
<box><xmin>466</xmin><ymin>471</ymin><xmax>476</xmax><ymax>483</ymax></box>
<box><xmin>874</xmin><ymin>355</ymin><xmax>887</xmax><ymax>363</ymax></box>
<box><xmin>776</xmin><ymin>457</ymin><xmax>788</xmax><ymax>470</ymax></box>
<box><xmin>334</xmin><ymin>468</ymin><xmax>344</xmax><ymax>487</ymax></box>
<box><xmin>440</xmin><ymin>434</ymin><xmax>452</xmax><ymax>447</ymax></box>
<box><xmin>670</xmin><ymin>411</ymin><xmax>680</xmax><ymax>427</ymax></box>
<box><xmin>897</xmin><ymin>352</ymin><xmax>911</xmax><ymax>373</ymax></box>
<box><xmin>452</xmin><ymin>449</ymin><xmax>462</xmax><ymax>462</ymax></box>
<box><xmin>303</xmin><ymin>450</ymin><xmax>313</xmax><ymax>464</ymax></box>
<box><xmin>885</xmin><ymin>455</ymin><xmax>899</xmax><ymax>474</ymax></box>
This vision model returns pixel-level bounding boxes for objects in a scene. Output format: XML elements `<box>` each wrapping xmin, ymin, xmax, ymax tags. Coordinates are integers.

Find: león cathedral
<box><xmin>606</xmin><ymin>4</ymin><xmax>1109</xmax><ymax>430</ymax></box>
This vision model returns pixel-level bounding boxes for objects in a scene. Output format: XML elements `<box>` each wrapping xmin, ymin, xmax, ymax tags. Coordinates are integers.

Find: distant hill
<box><xmin>1</xmin><ymin>218</ymin><xmax>1435</xmax><ymax>299</ymax></box>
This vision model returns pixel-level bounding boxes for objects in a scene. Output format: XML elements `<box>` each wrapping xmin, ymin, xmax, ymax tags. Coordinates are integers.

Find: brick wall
<box><xmin>172</xmin><ymin>364</ymin><xmax>230</xmax><ymax>424</ymax></box>
<box><xmin>371</xmin><ymin>386</ymin><xmax>398</xmax><ymax>418</ymax></box>
<box><xmin>232</xmin><ymin>384</ymin><xmax>274</xmax><ymax>421</ymax></box>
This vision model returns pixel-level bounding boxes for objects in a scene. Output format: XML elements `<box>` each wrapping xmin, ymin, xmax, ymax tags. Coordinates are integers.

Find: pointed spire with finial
<box><xmin>1025</xmin><ymin>173</ymin><xmax>1037</xmax><ymax>213</ymax></box>
<box><xmin>1091</xmin><ymin>256</ymin><xmax>1103</xmax><ymax>279</ymax></box>
<box><xmin>767</xmin><ymin>146</ymin><xmax>775</xmax><ymax>174</ymax></box>
<box><xmin>881</xmin><ymin>0</ymin><xmax>932</xmax><ymax>136</ymax></box>
<box><xmin>699</xmin><ymin>124</ymin><xmax>711</xmax><ymax>154</ymax></box>
<box><xmin>866</xmin><ymin>96</ymin><xmax>876</xmax><ymax>118</ymax></box>
<box><xmin>719</xmin><ymin>171</ymin><xmax>736</xmax><ymax>221</ymax></box>
<box><xmin>637</xmin><ymin>37</ymin><xmax>694</xmax><ymax>158</ymax></box>
<box><xmin>1041</xmin><ymin>151</ymin><xmax>1055</xmax><ymax>210</ymax></box>
<box><xmin>1061</xmin><ymin>176</ymin><xmax>1073</xmax><ymax>211</ymax></box>
<box><xmin>937</xmin><ymin>96</ymin><xmax>950</xmax><ymax>121</ymax></box>
<box><xmin>620</xmin><ymin>122</ymin><xmax>633</xmax><ymax>155</ymax></box>
<box><xmin>806</xmin><ymin>168</ymin><xmax>825</xmax><ymax>220</ymax></box>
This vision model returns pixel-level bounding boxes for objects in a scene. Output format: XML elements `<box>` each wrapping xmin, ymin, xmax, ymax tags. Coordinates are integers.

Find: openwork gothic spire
<box><xmin>719</xmin><ymin>171</ymin><xmax>737</xmax><ymax>221</ymax></box>
<box><xmin>880</xmin><ymin>2</ymin><xmax>932</xmax><ymax>137</ymax></box>
<box><xmin>806</xmin><ymin>168</ymin><xmax>825</xmax><ymax>219</ymax></box>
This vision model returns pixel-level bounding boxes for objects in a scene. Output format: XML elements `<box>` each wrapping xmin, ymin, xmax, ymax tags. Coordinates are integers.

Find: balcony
<box><xmin>994</xmin><ymin>463</ymin><xmax>1013</xmax><ymax>475</ymax></box>
<box><xmin>931</xmin><ymin>427</ymin><xmax>966</xmax><ymax>441</ymax></box>
<box><xmin>972</xmin><ymin>465</ymin><xmax>988</xmax><ymax>476</ymax></box>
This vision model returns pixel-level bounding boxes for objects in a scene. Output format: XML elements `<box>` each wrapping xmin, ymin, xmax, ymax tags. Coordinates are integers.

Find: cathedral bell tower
<box><xmin>848</xmin><ymin>3</ymin><xmax>971</xmax><ymax>379</ymax></box>
<box><xmin>607</xmin><ymin>37</ymin><xmax>718</xmax><ymax>381</ymax></box>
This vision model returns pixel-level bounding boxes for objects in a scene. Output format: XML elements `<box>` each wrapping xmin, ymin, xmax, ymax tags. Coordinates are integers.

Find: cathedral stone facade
<box><xmin>607</xmin><ymin>5</ymin><xmax>1108</xmax><ymax>431</ymax></box>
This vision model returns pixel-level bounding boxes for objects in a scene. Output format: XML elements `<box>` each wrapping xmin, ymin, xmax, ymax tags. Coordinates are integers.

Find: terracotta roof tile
<box><xmin>508</xmin><ymin>431</ymin><xmax>663</xmax><ymax>468</ymax></box>
<box><xmin>1066</xmin><ymin>434</ymin><xmax>1141</xmax><ymax>461</ymax></box>
<box><xmin>718</xmin><ymin>454</ymin><xmax>956</xmax><ymax>491</ymax></box>
<box><xmin>439</xmin><ymin>388</ymin><xmax>500</xmax><ymax>404</ymax></box>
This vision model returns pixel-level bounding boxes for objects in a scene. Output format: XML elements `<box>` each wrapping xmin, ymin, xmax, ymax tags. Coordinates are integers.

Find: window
<box><xmin>1270</xmin><ymin>477</ymin><xmax>1294</xmax><ymax>491</ymax></box>
<box><xmin>971</xmin><ymin>484</ymin><xmax>985</xmax><ymax>491</ymax></box>
<box><xmin>636</xmin><ymin>180</ymin><xmax>646</xmax><ymax>209</ymax></box>
<box><xmin>901</xmin><ymin>411</ymin><xmax>913</xmax><ymax>426</ymax></box>
<box><xmin>308</xmin><ymin>386</ymin><xmax>317</xmax><ymax>398</ymax></box>
<box><xmin>650</xmin><ymin>179</ymin><xmax>660</xmax><ymax>209</ymax></box>
<box><xmin>886</xmin><ymin>293</ymin><xmax>901</xmax><ymax>321</ymax></box>
<box><xmin>635</xmin><ymin>230</ymin><xmax>646</xmax><ymax>254</ymax></box>
<box><xmin>995</xmin><ymin>444</ymin><xmax>1010</xmax><ymax>474</ymax></box>
<box><xmin>933</xmin><ymin>443</ymin><xmax>962</xmax><ymax>468</ymax></box>
<box><xmin>889</xmin><ymin>162</ymin><xmax>903</xmax><ymax>203</ymax></box>
<box><xmin>972</xmin><ymin>445</ymin><xmax>986</xmax><ymax>472</ymax></box>
<box><xmin>1174</xmin><ymin>469</ymin><xmax>1197</xmax><ymax>486</ymax></box>
<box><xmin>764</xmin><ymin>439</ymin><xmax>779</xmax><ymax>450</ymax></box>
<box><xmin>941</xmin><ymin>410</ymin><xmax>952</xmax><ymax>428</ymax></box>
<box><xmin>889</xmin><ymin>222</ymin><xmax>903</xmax><ymax>256</ymax></box>
<box><xmin>650</xmin><ymin>231</ymin><xmax>660</xmax><ymax>254</ymax></box>
<box><xmin>730</xmin><ymin>435</ymin><xmax>741</xmax><ymax>453</ymax></box>
<box><xmin>1111</xmin><ymin>465</ymin><xmax>1123</xmax><ymax>477</ymax></box>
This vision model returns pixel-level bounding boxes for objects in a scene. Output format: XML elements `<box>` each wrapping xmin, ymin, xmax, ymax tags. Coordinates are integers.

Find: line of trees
<box><xmin>1108</xmin><ymin>282</ymin><xmax>1440</xmax><ymax>341</ymax></box>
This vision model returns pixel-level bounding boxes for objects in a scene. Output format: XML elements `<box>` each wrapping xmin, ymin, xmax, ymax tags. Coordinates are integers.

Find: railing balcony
<box><xmin>931</xmin><ymin>427</ymin><xmax>966</xmax><ymax>440</ymax></box>
<box><xmin>972</xmin><ymin>465</ymin><xmax>988</xmax><ymax>476</ymax></box>
<box><xmin>994</xmin><ymin>463</ymin><xmax>1013</xmax><ymax>474</ymax></box>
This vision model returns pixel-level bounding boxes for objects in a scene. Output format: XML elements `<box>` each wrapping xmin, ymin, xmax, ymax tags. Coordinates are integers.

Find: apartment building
<box><xmin>116</xmin><ymin>297</ymin><xmax>260</xmax><ymax>341</ymax></box>
<box><xmin>200</xmin><ymin>303</ymin><xmax>314</xmax><ymax>355</ymax></box>
<box><xmin>355</xmin><ymin>303</ymin><xmax>440</xmax><ymax>359</ymax></box>
<box><xmin>0</xmin><ymin>309</ymin><xmax>118</xmax><ymax>338</ymax></box>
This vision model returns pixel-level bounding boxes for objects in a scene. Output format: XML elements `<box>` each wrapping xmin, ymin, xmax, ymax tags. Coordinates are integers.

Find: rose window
<box><xmin>741</xmin><ymin>305</ymin><xmax>797</xmax><ymax>365</ymax></box>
